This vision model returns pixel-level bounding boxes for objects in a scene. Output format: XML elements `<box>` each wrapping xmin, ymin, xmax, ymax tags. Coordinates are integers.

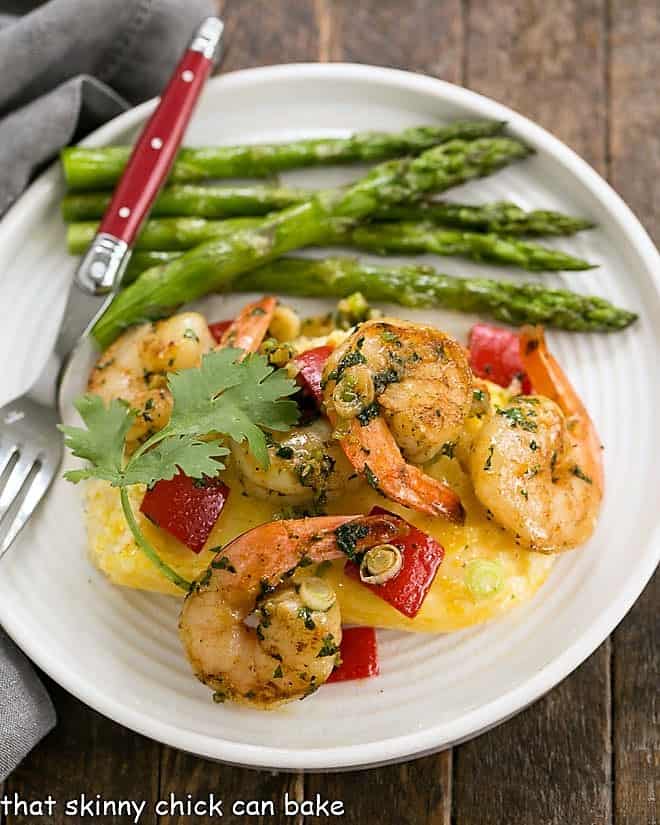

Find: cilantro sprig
<box><xmin>60</xmin><ymin>348</ymin><xmax>299</xmax><ymax>590</ymax></box>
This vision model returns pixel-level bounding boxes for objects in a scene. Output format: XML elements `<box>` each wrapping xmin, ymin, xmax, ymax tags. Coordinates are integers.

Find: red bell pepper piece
<box><xmin>344</xmin><ymin>506</ymin><xmax>444</xmax><ymax>618</ymax></box>
<box><xmin>327</xmin><ymin>627</ymin><xmax>379</xmax><ymax>683</ymax></box>
<box><xmin>208</xmin><ymin>319</ymin><xmax>233</xmax><ymax>344</ymax></box>
<box><xmin>293</xmin><ymin>345</ymin><xmax>333</xmax><ymax>405</ymax></box>
<box><xmin>468</xmin><ymin>323</ymin><xmax>532</xmax><ymax>393</ymax></box>
<box><xmin>140</xmin><ymin>470</ymin><xmax>229</xmax><ymax>553</ymax></box>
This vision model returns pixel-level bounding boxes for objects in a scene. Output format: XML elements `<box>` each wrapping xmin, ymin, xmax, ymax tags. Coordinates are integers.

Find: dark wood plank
<box><xmin>454</xmin><ymin>4</ymin><xmax>612</xmax><ymax>823</ymax></box>
<box><xmin>609</xmin><ymin>0</ymin><xmax>660</xmax><ymax>246</ymax></box>
<box><xmin>612</xmin><ymin>576</ymin><xmax>660</xmax><ymax>825</ymax></box>
<box><xmin>315</xmin><ymin>0</ymin><xmax>464</xmax><ymax>82</ymax></box>
<box><xmin>465</xmin><ymin>0</ymin><xmax>607</xmax><ymax>171</ymax></box>
<box><xmin>220</xmin><ymin>0</ymin><xmax>320</xmax><ymax>72</ymax></box>
<box><xmin>158</xmin><ymin>747</ymin><xmax>304</xmax><ymax>824</ymax></box>
<box><xmin>305</xmin><ymin>753</ymin><xmax>452</xmax><ymax>825</ymax></box>
<box><xmin>454</xmin><ymin>653</ymin><xmax>612</xmax><ymax>825</ymax></box>
<box><xmin>609</xmin><ymin>5</ymin><xmax>660</xmax><ymax>823</ymax></box>
<box><xmin>6</xmin><ymin>678</ymin><xmax>159</xmax><ymax>825</ymax></box>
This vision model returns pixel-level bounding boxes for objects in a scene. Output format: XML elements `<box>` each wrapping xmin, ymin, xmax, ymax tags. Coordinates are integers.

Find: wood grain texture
<box><xmin>315</xmin><ymin>0</ymin><xmax>464</xmax><ymax>82</ymax></box>
<box><xmin>609</xmin><ymin>0</ymin><xmax>660</xmax><ymax>245</ymax></box>
<box><xmin>612</xmin><ymin>576</ymin><xmax>660</xmax><ymax>825</ymax></box>
<box><xmin>305</xmin><ymin>752</ymin><xmax>452</xmax><ymax>825</ymax></box>
<box><xmin>454</xmin><ymin>3</ymin><xmax>613</xmax><ymax>823</ymax></box>
<box><xmin>219</xmin><ymin>0</ymin><xmax>319</xmax><ymax>72</ymax></box>
<box><xmin>609</xmin><ymin>9</ymin><xmax>660</xmax><ymax>824</ymax></box>
<box><xmin>454</xmin><ymin>653</ymin><xmax>612</xmax><ymax>825</ymax></box>
<box><xmin>465</xmin><ymin>0</ymin><xmax>607</xmax><ymax>171</ymax></box>
<box><xmin>158</xmin><ymin>747</ymin><xmax>304</xmax><ymax>825</ymax></box>
<box><xmin>6</xmin><ymin>678</ymin><xmax>159</xmax><ymax>825</ymax></box>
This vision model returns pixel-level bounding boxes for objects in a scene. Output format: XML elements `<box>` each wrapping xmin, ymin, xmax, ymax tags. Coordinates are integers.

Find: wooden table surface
<box><xmin>4</xmin><ymin>2</ymin><xmax>659</xmax><ymax>823</ymax></box>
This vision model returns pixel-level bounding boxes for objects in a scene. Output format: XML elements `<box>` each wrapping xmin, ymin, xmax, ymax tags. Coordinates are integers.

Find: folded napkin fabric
<box><xmin>0</xmin><ymin>0</ymin><xmax>215</xmax><ymax>778</ymax></box>
<box><xmin>0</xmin><ymin>0</ymin><xmax>216</xmax><ymax>216</ymax></box>
<box><xmin>0</xmin><ymin>629</ymin><xmax>56</xmax><ymax>781</ymax></box>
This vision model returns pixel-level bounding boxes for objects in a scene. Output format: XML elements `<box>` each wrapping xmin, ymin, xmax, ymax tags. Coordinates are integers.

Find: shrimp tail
<box><xmin>218</xmin><ymin>295</ymin><xmax>277</xmax><ymax>353</ymax></box>
<box><xmin>520</xmin><ymin>326</ymin><xmax>604</xmax><ymax>492</ymax></box>
<box><xmin>393</xmin><ymin>463</ymin><xmax>466</xmax><ymax>523</ymax></box>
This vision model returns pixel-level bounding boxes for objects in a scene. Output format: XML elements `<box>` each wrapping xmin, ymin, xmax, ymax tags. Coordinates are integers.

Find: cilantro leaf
<box><xmin>121</xmin><ymin>437</ymin><xmax>229</xmax><ymax>487</ymax></box>
<box><xmin>162</xmin><ymin>349</ymin><xmax>299</xmax><ymax>468</ymax></box>
<box><xmin>59</xmin><ymin>395</ymin><xmax>133</xmax><ymax>484</ymax></box>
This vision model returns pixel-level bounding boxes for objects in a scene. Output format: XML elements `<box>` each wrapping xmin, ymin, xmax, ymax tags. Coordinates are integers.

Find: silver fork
<box><xmin>0</xmin><ymin>245</ymin><xmax>126</xmax><ymax>559</ymax></box>
<box><xmin>0</xmin><ymin>16</ymin><xmax>224</xmax><ymax>561</ymax></box>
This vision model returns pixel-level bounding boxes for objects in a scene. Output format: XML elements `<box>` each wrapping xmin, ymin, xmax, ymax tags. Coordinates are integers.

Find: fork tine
<box><xmin>0</xmin><ymin>443</ymin><xmax>19</xmax><ymax>479</ymax></box>
<box><xmin>0</xmin><ymin>463</ymin><xmax>54</xmax><ymax>560</ymax></box>
<box><xmin>0</xmin><ymin>450</ymin><xmax>38</xmax><ymax>525</ymax></box>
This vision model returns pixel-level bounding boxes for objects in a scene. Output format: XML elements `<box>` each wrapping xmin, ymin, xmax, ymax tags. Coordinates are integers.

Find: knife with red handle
<box><xmin>75</xmin><ymin>16</ymin><xmax>224</xmax><ymax>299</ymax></box>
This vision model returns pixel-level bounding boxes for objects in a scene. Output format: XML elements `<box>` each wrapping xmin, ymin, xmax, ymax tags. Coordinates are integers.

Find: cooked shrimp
<box><xmin>88</xmin><ymin>298</ymin><xmax>278</xmax><ymax>449</ymax></box>
<box><xmin>467</xmin><ymin>327</ymin><xmax>603</xmax><ymax>553</ymax></box>
<box><xmin>231</xmin><ymin>418</ymin><xmax>358</xmax><ymax>504</ymax></box>
<box><xmin>88</xmin><ymin>312</ymin><xmax>214</xmax><ymax>447</ymax></box>
<box><xmin>179</xmin><ymin>513</ymin><xmax>407</xmax><ymax>707</ymax></box>
<box><xmin>218</xmin><ymin>296</ymin><xmax>277</xmax><ymax>352</ymax></box>
<box><xmin>322</xmin><ymin>319</ymin><xmax>472</xmax><ymax>522</ymax></box>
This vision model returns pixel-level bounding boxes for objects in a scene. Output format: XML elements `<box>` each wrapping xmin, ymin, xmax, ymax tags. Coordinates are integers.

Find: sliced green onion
<box><xmin>299</xmin><ymin>577</ymin><xmax>337</xmax><ymax>612</ymax></box>
<box><xmin>360</xmin><ymin>543</ymin><xmax>403</xmax><ymax>585</ymax></box>
<box><xmin>465</xmin><ymin>559</ymin><xmax>504</xmax><ymax>599</ymax></box>
<box><xmin>332</xmin><ymin>364</ymin><xmax>375</xmax><ymax>418</ymax></box>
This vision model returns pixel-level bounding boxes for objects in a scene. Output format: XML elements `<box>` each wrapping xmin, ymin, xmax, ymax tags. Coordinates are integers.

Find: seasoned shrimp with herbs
<box><xmin>322</xmin><ymin>318</ymin><xmax>473</xmax><ymax>522</ymax></box>
<box><xmin>88</xmin><ymin>297</ymin><xmax>279</xmax><ymax>450</ymax></box>
<box><xmin>88</xmin><ymin>311</ymin><xmax>215</xmax><ymax>449</ymax></box>
<box><xmin>231</xmin><ymin>418</ymin><xmax>357</xmax><ymax>504</ymax></box>
<box><xmin>179</xmin><ymin>513</ymin><xmax>407</xmax><ymax>707</ymax></box>
<box><xmin>467</xmin><ymin>327</ymin><xmax>603</xmax><ymax>553</ymax></box>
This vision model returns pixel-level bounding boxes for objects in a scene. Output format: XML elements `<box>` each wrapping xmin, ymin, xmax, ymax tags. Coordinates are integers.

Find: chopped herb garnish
<box><xmin>317</xmin><ymin>634</ymin><xmax>339</xmax><ymax>658</ymax></box>
<box><xmin>496</xmin><ymin>405</ymin><xmax>538</xmax><ymax>432</ymax></box>
<box><xmin>363</xmin><ymin>463</ymin><xmax>381</xmax><ymax>493</ymax></box>
<box><xmin>297</xmin><ymin>605</ymin><xmax>316</xmax><ymax>630</ymax></box>
<box><xmin>356</xmin><ymin>401</ymin><xmax>380</xmax><ymax>426</ymax></box>
<box><xmin>484</xmin><ymin>444</ymin><xmax>495</xmax><ymax>471</ymax></box>
<box><xmin>373</xmin><ymin>368</ymin><xmax>400</xmax><ymax>394</ymax></box>
<box><xmin>335</xmin><ymin>521</ymin><xmax>369</xmax><ymax>561</ymax></box>
<box><xmin>211</xmin><ymin>556</ymin><xmax>237</xmax><ymax>573</ymax></box>
<box><xmin>441</xmin><ymin>441</ymin><xmax>456</xmax><ymax>459</ymax></box>
<box><xmin>326</xmin><ymin>349</ymin><xmax>367</xmax><ymax>382</ymax></box>
<box><xmin>276</xmin><ymin>444</ymin><xmax>294</xmax><ymax>459</ymax></box>
<box><xmin>571</xmin><ymin>465</ymin><xmax>593</xmax><ymax>484</ymax></box>
<box><xmin>273</xmin><ymin>664</ymin><xmax>283</xmax><ymax>679</ymax></box>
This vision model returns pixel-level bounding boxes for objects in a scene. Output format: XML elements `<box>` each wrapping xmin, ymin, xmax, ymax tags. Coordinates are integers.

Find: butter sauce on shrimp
<box><xmin>467</xmin><ymin>327</ymin><xmax>603</xmax><ymax>553</ymax></box>
<box><xmin>322</xmin><ymin>319</ymin><xmax>473</xmax><ymax>522</ymax></box>
<box><xmin>88</xmin><ymin>297</ymin><xmax>278</xmax><ymax>450</ymax></box>
<box><xmin>179</xmin><ymin>513</ymin><xmax>407</xmax><ymax>707</ymax></box>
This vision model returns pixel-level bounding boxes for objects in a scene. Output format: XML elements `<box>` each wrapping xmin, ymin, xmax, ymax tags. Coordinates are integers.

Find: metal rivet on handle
<box><xmin>118</xmin><ymin>207</ymin><xmax>131</xmax><ymax>218</ymax></box>
<box><xmin>150</xmin><ymin>137</ymin><xmax>163</xmax><ymax>150</ymax></box>
<box><xmin>181</xmin><ymin>69</ymin><xmax>195</xmax><ymax>82</ymax></box>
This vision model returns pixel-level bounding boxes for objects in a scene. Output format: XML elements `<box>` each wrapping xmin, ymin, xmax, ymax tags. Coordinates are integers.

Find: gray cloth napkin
<box><xmin>0</xmin><ymin>0</ymin><xmax>215</xmax><ymax>780</ymax></box>
<box><xmin>0</xmin><ymin>0</ymin><xmax>216</xmax><ymax>216</ymax></box>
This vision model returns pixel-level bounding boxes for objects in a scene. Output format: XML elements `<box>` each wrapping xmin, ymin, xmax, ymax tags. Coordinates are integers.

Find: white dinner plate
<box><xmin>1</xmin><ymin>64</ymin><xmax>659</xmax><ymax>771</ymax></box>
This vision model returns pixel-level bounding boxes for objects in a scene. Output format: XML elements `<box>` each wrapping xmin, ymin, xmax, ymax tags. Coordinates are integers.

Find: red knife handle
<box><xmin>98</xmin><ymin>28</ymin><xmax>219</xmax><ymax>245</ymax></box>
